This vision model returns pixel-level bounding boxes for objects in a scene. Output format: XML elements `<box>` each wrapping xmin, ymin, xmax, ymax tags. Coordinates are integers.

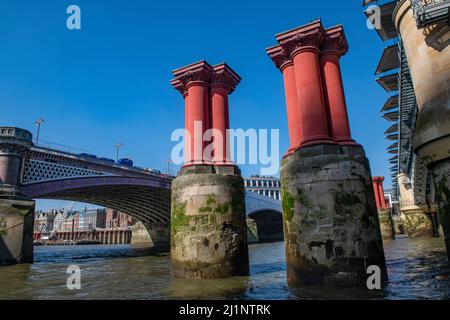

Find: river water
<box><xmin>0</xmin><ymin>236</ymin><xmax>449</xmax><ymax>300</ymax></box>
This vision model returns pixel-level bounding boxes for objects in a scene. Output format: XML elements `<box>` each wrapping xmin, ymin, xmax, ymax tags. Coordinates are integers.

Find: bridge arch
<box><xmin>21</xmin><ymin>176</ymin><xmax>171</xmax><ymax>224</ymax></box>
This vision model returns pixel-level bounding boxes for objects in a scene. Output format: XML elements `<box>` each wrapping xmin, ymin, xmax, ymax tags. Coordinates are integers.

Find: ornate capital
<box><xmin>275</xmin><ymin>21</ymin><xmax>325</xmax><ymax>59</ymax></box>
<box><xmin>279</xmin><ymin>29</ymin><xmax>323</xmax><ymax>58</ymax></box>
<box><xmin>322</xmin><ymin>25</ymin><xmax>349</xmax><ymax>56</ymax></box>
<box><xmin>266</xmin><ymin>45</ymin><xmax>293</xmax><ymax>72</ymax></box>
<box><xmin>211</xmin><ymin>63</ymin><xmax>241</xmax><ymax>93</ymax></box>
<box><xmin>170</xmin><ymin>79</ymin><xmax>188</xmax><ymax>97</ymax></box>
<box><xmin>171</xmin><ymin>60</ymin><xmax>214</xmax><ymax>89</ymax></box>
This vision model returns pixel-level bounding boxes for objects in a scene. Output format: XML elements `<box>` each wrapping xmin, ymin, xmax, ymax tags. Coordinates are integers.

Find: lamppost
<box><xmin>35</xmin><ymin>118</ymin><xmax>45</xmax><ymax>146</ymax></box>
<box><xmin>114</xmin><ymin>143</ymin><xmax>123</xmax><ymax>162</ymax></box>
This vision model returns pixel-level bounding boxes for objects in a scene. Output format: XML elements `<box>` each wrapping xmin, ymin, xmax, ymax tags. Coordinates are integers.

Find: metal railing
<box><xmin>411</xmin><ymin>0</ymin><xmax>450</xmax><ymax>28</ymax></box>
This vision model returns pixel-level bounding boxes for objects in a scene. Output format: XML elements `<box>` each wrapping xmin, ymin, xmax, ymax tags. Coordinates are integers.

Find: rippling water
<box><xmin>0</xmin><ymin>236</ymin><xmax>449</xmax><ymax>300</ymax></box>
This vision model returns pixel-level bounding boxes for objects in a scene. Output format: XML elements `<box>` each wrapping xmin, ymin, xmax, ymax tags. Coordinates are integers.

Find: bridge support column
<box><xmin>269</xmin><ymin>21</ymin><xmax>387</xmax><ymax>286</ymax></box>
<box><xmin>397</xmin><ymin>173</ymin><xmax>435</xmax><ymax>238</ymax></box>
<box><xmin>394</xmin><ymin>0</ymin><xmax>450</xmax><ymax>263</ymax></box>
<box><xmin>0</xmin><ymin>127</ymin><xmax>34</xmax><ymax>266</ymax></box>
<box><xmin>170</xmin><ymin>61</ymin><xmax>248</xmax><ymax>279</ymax></box>
<box><xmin>372</xmin><ymin>177</ymin><xmax>395</xmax><ymax>240</ymax></box>
<box><xmin>281</xmin><ymin>145</ymin><xmax>387</xmax><ymax>285</ymax></box>
<box><xmin>266</xmin><ymin>46</ymin><xmax>303</xmax><ymax>154</ymax></box>
<box><xmin>171</xmin><ymin>165</ymin><xmax>248</xmax><ymax>279</ymax></box>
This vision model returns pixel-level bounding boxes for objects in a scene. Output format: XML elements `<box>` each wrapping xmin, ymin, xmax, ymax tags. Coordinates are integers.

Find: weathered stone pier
<box><xmin>170</xmin><ymin>61</ymin><xmax>249</xmax><ymax>279</ymax></box>
<box><xmin>267</xmin><ymin>21</ymin><xmax>388</xmax><ymax>286</ymax></box>
<box><xmin>394</xmin><ymin>0</ymin><xmax>450</xmax><ymax>263</ymax></box>
<box><xmin>373</xmin><ymin>176</ymin><xmax>395</xmax><ymax>240</ymax></box>
<box><xmin>0</xmin><ymin>127</ymin><xmax>35</xmax><ymax>266</ymax></box>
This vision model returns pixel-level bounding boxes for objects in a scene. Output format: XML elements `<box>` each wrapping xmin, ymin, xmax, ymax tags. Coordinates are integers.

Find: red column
<box><xmin>187</xmin><ymin>82</ymin><xmax>208</xmax><ymax>164</ymax></box>
<box><xmin>211</xmin><ymin>85</ymin><xmax>229</xmax><ymax>164</ymax></box>
<box><xmin>320</xmin><ymin>27</ymin><xmax>356</xmax><ymax>145</ymax></box>
<box><xmin>278</xmin><ymin>28</ymin><xmax>335</xmax><ymax>147</ymax></box>
<box><xmin>210</xmin><ymin>63</ymin><xmax>241</xmax><ymax>165</ymax></box>
<box><xmin>172</xmin><ymin>61</ymin><xmax>213</xmax><ymax>166</ymax></box>
<box><xmin>372</xmin><ymin>178</ymin><xmax>381</xmax><ymax>209</ymax></box>
<box><xmin>184</xmin><ymin>92</ymin><xmax>190</xmax><ymax>162</ymax></box>
<box><xmin>267</xmin><ymin>46</ymin><xmax>303</xmax><ymax>154</ymax></box>
<box><xmin>377</xmin><ymin>177</ymin><xmax>387</xmax><ymax>209</ymax></box>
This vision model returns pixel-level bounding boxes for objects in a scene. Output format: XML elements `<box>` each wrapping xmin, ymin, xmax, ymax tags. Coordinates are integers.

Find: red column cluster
<box><xmin>171</xmin><ymin>61</ymin><xmax>241</xmax><ymax>166</ymax></box>
<box><xmin>372</xmin><ymin>176</ymin><xmax>387</xmax><ymax>209</ymax></box>
<box><xmin>267</xmin><ymin>20</ymin><xmax>358</xmax><ymax>154</ymax></box>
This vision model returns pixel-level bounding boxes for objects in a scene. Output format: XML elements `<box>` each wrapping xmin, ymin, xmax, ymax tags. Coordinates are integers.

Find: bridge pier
<box><xmin>394</xmin><ymin>1</ymin><xmax>450</xmax><ymax>262</ymax></box>
<box><xmin>0</xmin><ymin>127</ymin><xmax>35</xmax><ymax>266</ymax></box>
<box><xmin>171</xmin><ymin>165</ymin><xmax>248</xmax><ymax>278</ymax></box>
<box><xmin>267</xmin><ymin>21</ymin><xmax>387</xmax><ymax>286</ymax></box>
<box><xmin>170</xmin><ymin>61</ymin><xmax>249</xmax><ymax>279</ymax></box>
<box><xmin>372</xmin><ymin>177</ymin><xmax>395</xmax><ymax>240</ymax></box>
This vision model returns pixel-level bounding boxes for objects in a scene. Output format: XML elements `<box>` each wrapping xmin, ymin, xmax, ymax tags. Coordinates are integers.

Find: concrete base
<box><xmin>280</xmin><ymin>144</ymin><xmax>387</xmax><ymax>286</ymax></box>
<box><xmin>0</xmin><ymin>193</ymin><xmax>35</xmax><ymax>266</ymax></box>
<box><xmin>170</xmin><ymin>165</ymin><xmax>249</xmax><ymax>279</ymax></box>
<box><xmin>378</xmin><ymin>209</ymin><xmax>395</xmax><ymax>240</ymax></box>
<box><xmin>431</xmin><ymin>159</ymin><xmax>450</xmax><ymax>264</ymax></box>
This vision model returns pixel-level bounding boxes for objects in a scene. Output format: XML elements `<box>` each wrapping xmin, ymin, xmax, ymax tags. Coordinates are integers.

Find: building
<box><xmin>244</xmin><ymin>176</ymin><xmax>281</xmax><ymax>200</ymax></box>
<box><xmin>105</xmin><ymin>208</ymin><xmax>133</xmax><ymax>229</ymax></box>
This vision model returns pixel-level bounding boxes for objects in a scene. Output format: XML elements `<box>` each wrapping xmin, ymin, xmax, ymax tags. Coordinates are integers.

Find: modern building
<box><xmin>78</xmin><ymin>208</ymin><xmax>106</xmax><ymax>231</ymax></box>
<box><xmin>244</xmin><ymin>176</ymin><xmax>281</xmax><ymax>200</ymax></box>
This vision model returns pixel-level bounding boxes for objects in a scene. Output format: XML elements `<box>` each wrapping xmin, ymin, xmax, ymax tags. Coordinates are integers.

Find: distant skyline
<box><xmin>1</xmin><ymin>1</ymin><xmax>396</xmax><ymax>210</ymax></box>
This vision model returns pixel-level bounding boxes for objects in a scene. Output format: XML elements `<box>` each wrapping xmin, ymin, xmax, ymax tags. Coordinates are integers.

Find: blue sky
<box><xmin>0</xmin><ymin>0</ymin><xmax>396</xmax><ymax>210</ymax></box>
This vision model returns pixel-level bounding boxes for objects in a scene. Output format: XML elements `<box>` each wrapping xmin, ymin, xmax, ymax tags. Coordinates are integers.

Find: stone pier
<box><xmin>267</xmin><ymin>21</ymin><xmax>387</xmax><ymax>286</ymax></box>
<box><xmin>372</xmin><ymin>177</ymin><xmax>395</xmax><ymax>240</ymax></box>
<box><xmin>394</xmin><ymin>0</ymin><xmax>450</xmax><ymax>263</ymax></box>
<box><xmin>170</xmin><ymin>61</ymin><xmax>249</xmax><ymax>279</ymax></box>
<box><xmin>0</xmin><ymin>127</ymin><xmax>35</xmax><ymax>266</ymax></box>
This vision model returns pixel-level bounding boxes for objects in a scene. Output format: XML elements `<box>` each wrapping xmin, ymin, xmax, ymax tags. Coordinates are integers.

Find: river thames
<box><xmin>0</xmin><ymin>236</ymin><xmax>449</xmax><ymax>300</ymax></box>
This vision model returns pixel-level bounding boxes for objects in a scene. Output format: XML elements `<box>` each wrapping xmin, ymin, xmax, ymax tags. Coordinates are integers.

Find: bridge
<box><xmin>0</xmin><ymin>127</ymin><xmax>281</xmax><ymax>265</ymax></box>
<box><xmin>20</xmin><ymin>145</ymin><xmax>281</xmax><ymax>220</ymax></box>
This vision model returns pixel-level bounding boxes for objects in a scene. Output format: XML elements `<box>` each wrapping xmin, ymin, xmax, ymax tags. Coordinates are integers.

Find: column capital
<box><xmin>373</xmin><ymin>176</ymin><xmax>385</xmax><ymax>182</ymax></box>
<box><xmin>321</xmin><ymin>25</ymin><xmax>349</xmax><ymax>57</ymax></box>
<box><xmin>266</xmin><ymin>45</ymin><xmax>293</xmax><ymax>72</ymax></box>
<box><xmin>171</xmin><ymin>60</ymin><xmax>214</xmax><ymax>89</ymax></box>
<box><xmin>211</xmin><ymin>63</ymin><xmax>241</xmax><ymax>93</ymax></box>
<box><xmin>170</xmin><ymin>79</ymin><xmax>188</xmax><ymax>97</ymax></box>
<box><xmin>276</xmin><ymin>20</ymin><xmax>325</xmax><ymax>58</ymax></box>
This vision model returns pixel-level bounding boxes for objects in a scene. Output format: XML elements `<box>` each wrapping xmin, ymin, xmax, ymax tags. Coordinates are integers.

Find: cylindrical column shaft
<box><xmin>282</xmin><ymin>63</ymin><xmax>303</xmax><ymax>152</ymax></box>
<box><xmin>373</xmin><ymin>179</ymin><xmax>381</xmax><ymax>209</ymax></box>
<box><xmin>187</xmin><ymin>82</ymin><xmax>208</xmax><ymax>164</ymax></box>
<box><xmin>183</xmin><ymin>93</ymin><xmax>190</xmax><ymax>164</ymax></box>
<box><xmin>377</xmin><ymin>178</ymin><xmax>386</xmax><ymax>209</ymax></box>
<box><xmin>210</xmin><ymin>85</ymin><xmax>230</xmax><ymax>164</ymax></box>
<box><xmin>292</xmin><ymin>48</ymin><xmax>333</xmax><ymax>146</ymax></box>
<box><xmin>320</xmin><ymin>51</ymin><xmax>354</xmax><ymax>144</ymax></box>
